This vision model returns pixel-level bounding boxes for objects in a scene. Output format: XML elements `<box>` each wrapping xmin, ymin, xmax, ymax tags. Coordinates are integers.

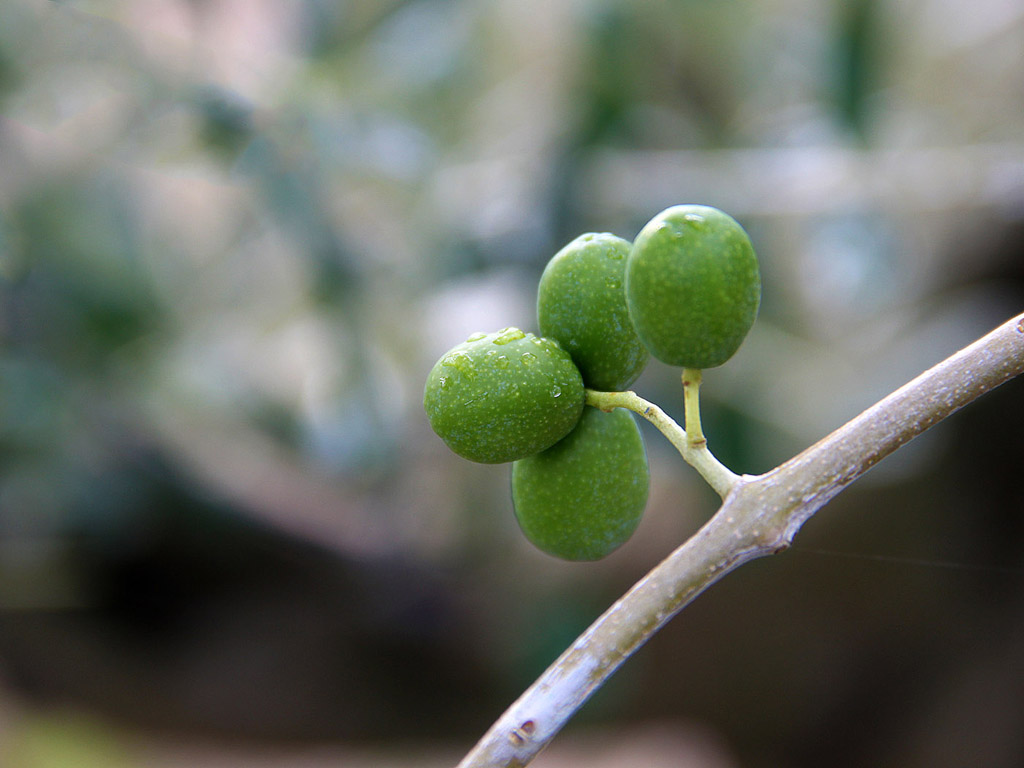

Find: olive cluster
<box><xmin>424</xmin><ymin>205</ymin><xmax>761</xmax><ymax>560</ymax></box>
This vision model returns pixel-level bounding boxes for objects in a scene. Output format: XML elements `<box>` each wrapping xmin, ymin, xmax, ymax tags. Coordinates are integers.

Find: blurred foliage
<box><xmin>832</xmin><ymin>0</ymin><xmax>883</xmax><ymax>143</ymax></box>
<box><xmin>1</xmin><ymin>0</ymin><xmax>1023</xmax><ymax>766</ymax></box>
<box><xmin>0</xmin><ymin>710</ymin><xmax>130</xmax><ymax>768</ymax></box>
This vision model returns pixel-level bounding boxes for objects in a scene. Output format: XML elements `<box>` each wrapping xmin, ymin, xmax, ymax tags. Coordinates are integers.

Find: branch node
<box><xmin>507</xmin><ymin>720</ymin><xmax>536</xmax><ymax>746</ymax></box>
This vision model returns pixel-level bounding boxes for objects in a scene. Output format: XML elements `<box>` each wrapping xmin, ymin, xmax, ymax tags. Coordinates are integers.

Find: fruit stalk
<box><xmin>682</xmin><ymin>368</ymin><xmax>705</xmax><ymax>448</ymax></box>
<box><xmin>585</xmin><ymin>388</ymin><xmax>738</xmax><ymax>498</ymax></box>
<box><xmin>456</xmin><ymin>312</ymin><xmax>1024</xmax><ymax>768</ymax></box>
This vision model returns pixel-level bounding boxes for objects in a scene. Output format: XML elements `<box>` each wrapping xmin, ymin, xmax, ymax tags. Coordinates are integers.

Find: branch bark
<box><xmin>457</xmin><ymin>312</ymin><xmax>1024</xmax><ymax>768</ymax></box>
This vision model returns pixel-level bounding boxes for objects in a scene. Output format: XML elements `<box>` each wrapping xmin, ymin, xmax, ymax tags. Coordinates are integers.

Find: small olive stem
<box><xmin>457</xmin><ymin>312</ymin><xmax>1024</xmax><ymax>768</ymax></box>
<box><xmin>585</xmin><ymin>389</ymin><xmax>738</xmax><ymax>498</ymax></box>
<box><xmin>682</xmin><ymin>368</ymin><xmax>705</xmax><ymax>447</ymax></box>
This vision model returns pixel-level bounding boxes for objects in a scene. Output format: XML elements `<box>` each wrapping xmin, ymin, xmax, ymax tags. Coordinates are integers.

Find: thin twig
<box><xmin>457</xmin><ymin>312</ymin><xmax>1024</xmax><ymax>768</ymax></box>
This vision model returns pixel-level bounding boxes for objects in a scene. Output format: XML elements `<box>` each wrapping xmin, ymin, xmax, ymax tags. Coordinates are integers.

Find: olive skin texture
<box><xmin>512</xmin><ymin>407</ymin><xmax>649</xmax><ymax>561</ymax></box>
<box><xmin>538</xmin><ymin>233</ymin><xmax>649</xmax><ymax>391</ymax></box>
<box><xmin>424</xmin><ymin>328</ymin><xmax>585</xmax><ymax>464</ymax></box>
<box><xmin>625</xmin><ymin>205</ymin><xmax>761</xmax><ymax>369</ymax></box>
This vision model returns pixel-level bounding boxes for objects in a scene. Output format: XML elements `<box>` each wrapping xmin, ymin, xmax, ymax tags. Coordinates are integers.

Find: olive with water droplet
<box><xmin>537</xmin><ymin>233</ymin><xmax>648</xmax><ymax>391</ymax></box>
<box><xmin>626</xmin><ymin>205</ymin><xmax>761</xmax><ymax>369</ymax></box>
<box><xmin>424</xmin><ymin>328</ymin><xmax>584</xmax><ymax>464</ymax></box>
<box><xmin>512</xmin><ymin>407</ymin><xmax>649</xmax><ymax>561</ymax></box>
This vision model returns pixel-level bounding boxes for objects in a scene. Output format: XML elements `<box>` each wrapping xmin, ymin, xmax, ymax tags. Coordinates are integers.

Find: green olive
<box><xmin>423</xmin><ymin>328</ymin><xmax>584</xmax><ymax>464</ymax></box>
<box><xmin>625</xmin><ymin>205</ymin><xmax>761</xmax><ymax>369</ymax></box>
<box><xmin>512</xmin><ymin>407</ymin><xmax>649</xmax><ymax>561</ymax></box>
<box><xmin>537</xmin><ymin>233</ymin><xmax>649</xmax><ymax>391</ymax></box>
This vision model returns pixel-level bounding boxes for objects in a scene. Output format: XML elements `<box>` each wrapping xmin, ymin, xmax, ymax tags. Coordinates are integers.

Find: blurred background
<box><xmin>1</xmin><ymin>0</ymin><xmax>1023</xmax><ymax>766</ymax></box>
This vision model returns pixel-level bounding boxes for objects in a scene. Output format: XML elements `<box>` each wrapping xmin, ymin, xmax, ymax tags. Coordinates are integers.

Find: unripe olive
<box><xmin>625</xmin><ymin>205</ymin><xmax>761</xmax><ymax>369</ymax></box>
<box><xmin>538</xmin><ymin>233</ymin><xmax>649</xmax><ymax>391</ymax></box>
<box><xmin>512</xmin><ymin>407</ymin><xmax>649</xmax><ymax>561</ymax></box>
<box><xmin>424</xmin><ymin>328</ymin><xmax>585</xmax><ymax>464</ymax></box>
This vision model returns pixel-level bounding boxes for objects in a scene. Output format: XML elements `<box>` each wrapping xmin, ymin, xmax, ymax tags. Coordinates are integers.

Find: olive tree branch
<box><xmin>585</xmin><ymin>386</ymin><xmax>738</xmax><ymax>498</ymax></box>
<box><xmin>457</xmin><ymin>312</ymin><xmax>1024</xmax><ymax>768</ymax></box>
